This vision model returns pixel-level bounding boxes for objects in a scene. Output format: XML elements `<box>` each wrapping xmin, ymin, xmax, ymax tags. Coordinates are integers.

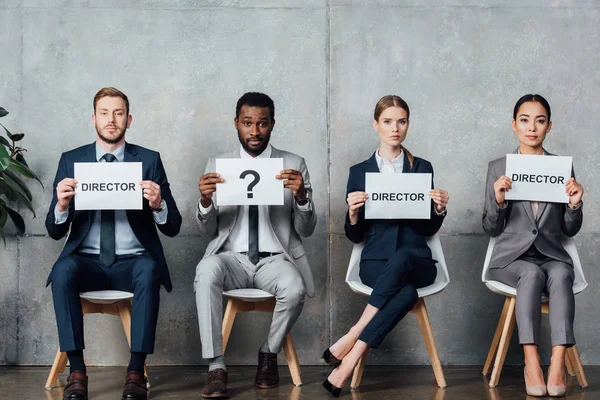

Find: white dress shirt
<box><xmin>198</xmin><ymin>144</ymin><xmax>311</xmax><ymax>253</ymax></box>
<box><xmin>375</xmin><ymin>148</ymin><xmax>404</xmax><ymax>173</ymax></box>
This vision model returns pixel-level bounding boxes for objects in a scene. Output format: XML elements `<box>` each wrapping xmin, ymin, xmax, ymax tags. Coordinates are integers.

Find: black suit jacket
<box><xmin>45</xmin><ymin>142</ymin><xmax>182</xmax><ymax>291</ymax></box>
<box><xmin>345</xmin><ymin>153</ymin><xmax>445</xmax><ymax>261</ymax></box>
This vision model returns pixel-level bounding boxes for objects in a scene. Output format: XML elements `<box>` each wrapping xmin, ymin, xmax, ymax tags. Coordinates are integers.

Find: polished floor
<box><xmin>0</xmin><ymin>365</ymin><xmax>596</xmax><ymax>400</ymax></box>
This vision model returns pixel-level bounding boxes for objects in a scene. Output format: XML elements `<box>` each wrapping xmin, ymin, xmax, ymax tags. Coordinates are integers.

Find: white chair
<box><xmin>345</xmin><ymin>233</ymin><xmax>450</xmax><ymax>389</ymax></box>
<box><xmin>221</xmin><ymin>289</ymin><xmax>302</xmax><ymax>386</ymax></box>
<box><xmin>45</xmin><ymin>290</ymin><xmax>149</xmax><ymax>390</ymax></box>
<box><xmin>481</xmin><ymin>237</ymin><xmax>588</xmax><ymax>388</ymax></box>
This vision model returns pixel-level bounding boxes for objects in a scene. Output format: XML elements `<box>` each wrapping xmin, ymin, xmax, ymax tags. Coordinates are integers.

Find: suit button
<box><xmin>532</xmin><ymin>229</ymin><xmax>538</xmax><ymax>235</ymax></box>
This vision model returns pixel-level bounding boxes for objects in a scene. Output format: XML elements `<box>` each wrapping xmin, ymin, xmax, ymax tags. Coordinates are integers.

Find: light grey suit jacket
<box><xmin>482</xmin><ymin>149</ymin><xmax>583</xmax><ymax>269</ymax></box>
<box><xmin>196</xmin><ymin>146</ymin><xmax>318</xmax><ymax>297</ymax></box>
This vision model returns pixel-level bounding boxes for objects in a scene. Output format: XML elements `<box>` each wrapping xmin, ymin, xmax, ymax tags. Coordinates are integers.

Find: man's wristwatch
<box><xmin>151</xmin><ymin>199</ymin><xmax>166</xmax><ymax>212</ymax></box>
<box><xmin>295</xmin><ymin>196</ymin><xmax>309</xmax><ymax>206</ymax></box>
<box><xmin>435</xmin><ymin>207</ymin><xmax>447</xmax><ymax>217</ymax></box>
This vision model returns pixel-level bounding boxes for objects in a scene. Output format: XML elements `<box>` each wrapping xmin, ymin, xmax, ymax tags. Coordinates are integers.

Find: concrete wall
<box><xmin>1</xmin><ymin>0</ymin><xmax>598</xmax><ymax>366</ymax></box>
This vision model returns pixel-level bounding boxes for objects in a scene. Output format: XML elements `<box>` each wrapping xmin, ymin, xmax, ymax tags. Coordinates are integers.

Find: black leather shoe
<box><xmin>121</xmin><ymin>371</ymin><xmax>148</xmax><ymax>400</ymax></box>
<box><xmin>255</xmin><ymin>351</ymin><xmax>279</xmax><ymax>389</ymax></box>
<box><xmin>202</xmin><ymin>368</ymin><xmax>228</xmax><ymax>398</ymax></box>
<box><xmin>321</xmin><ymin>349</ymin><xmax>342</xmax><ymax>368</ymax></box>
<box><xmin>322</xmin><ymin>377</ymin><xmax>342</xmax><ymax>397</ymax></box>
<box><xmin>63</xmin><ymin>371</ymin><xmax>88</xmax><ymax>400</ymax></box>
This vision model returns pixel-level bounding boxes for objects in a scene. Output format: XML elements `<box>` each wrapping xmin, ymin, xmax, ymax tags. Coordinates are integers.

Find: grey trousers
<box><xmin>194</xmin><ymin>251</ymin><xmax>306</xmax><ymax>359</ymax></box>
<box><xmin>488</xmin><ymin>255</ymin><xmax>575</xmax><ymax>347</ymax></box>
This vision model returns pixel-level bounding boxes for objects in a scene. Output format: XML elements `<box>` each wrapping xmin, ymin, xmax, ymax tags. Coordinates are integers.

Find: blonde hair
<box><xmin>374</xmin><ymin>95</ymin><xmax>414</xmax><ymax>168</ymax></box>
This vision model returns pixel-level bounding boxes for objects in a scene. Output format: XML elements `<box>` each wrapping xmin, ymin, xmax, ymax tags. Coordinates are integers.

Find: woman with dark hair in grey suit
<box><xmin>483</xmin><ymin>94</ymin><xmax>584</xmax><ymax>397</ymax></box>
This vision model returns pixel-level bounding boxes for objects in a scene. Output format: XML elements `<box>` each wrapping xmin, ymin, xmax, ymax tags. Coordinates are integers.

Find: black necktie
<box><xmin>100</xmin><ymin>153</ymin><xmax>117</xmax><ymax>266</ymax></box>
<box><xmin>248</xmin><ymin>205</ymin><xmax>259</xmax><ymax>264</ymax></box>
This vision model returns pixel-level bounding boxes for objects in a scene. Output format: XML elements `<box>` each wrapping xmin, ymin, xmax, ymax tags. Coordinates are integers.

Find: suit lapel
<box><xmin>124</xmin><ymin>142</ymin><xmax>140</xmax><ymax>163</ymax></box>
<box><xmin>81</xmin><ymin>142</ymin><xmax>97</xmax><ymax>163</ymax></box>
<box><xmin>364</xmin><ymin>153</ymin><xmax>379</xmax><ymax>173</ymax></box>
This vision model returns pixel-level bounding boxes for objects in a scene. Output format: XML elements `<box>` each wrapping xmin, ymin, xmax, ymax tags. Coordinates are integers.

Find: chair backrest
<box><xmin>481</xmin><ymin>236</ymin><xmax>588</xmax><ymax>294</ymax></box>
<box><xmin>345</xmin><ymin>233</ymin><xmax>450</xmax><ymax>289</ymax></box>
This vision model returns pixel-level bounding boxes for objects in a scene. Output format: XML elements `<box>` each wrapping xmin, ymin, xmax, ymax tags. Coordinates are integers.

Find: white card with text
<box><xmin>365</xmin><ymin>173</ymin><xmax>431</xmax><ymax>219</ymax></box>
<box><xmin>215</xmin><ymin>158</ymin><xmax>284</xmax><ymax>206</ymax></box>
<box><xmin>504</xmin><ymin>154</ymin><xmax>571</xmax><ymax>203</ymax></box>
<box><xmin>74</xmin><ymin>162</ymin><xmax>142</xmax><ymax>210</ymax></box>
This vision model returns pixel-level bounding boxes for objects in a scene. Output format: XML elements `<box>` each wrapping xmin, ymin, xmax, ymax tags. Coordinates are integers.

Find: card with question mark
<box><xmin>215</xmin><ymin>158</ymin><xmax>284</xmax><ymax>206</ymax></box>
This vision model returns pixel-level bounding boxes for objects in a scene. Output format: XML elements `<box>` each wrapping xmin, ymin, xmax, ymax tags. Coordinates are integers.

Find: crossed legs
<box><xmin>325</xmin><ymin>248</ymin><xmax>437</xmax><ymax>389</ymax></box>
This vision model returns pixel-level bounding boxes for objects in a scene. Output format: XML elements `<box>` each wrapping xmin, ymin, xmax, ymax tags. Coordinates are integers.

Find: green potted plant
<box><xmin>0</xmin><ymin>106</ymin><xmax>43</xmax><ymax>244</ymax></box>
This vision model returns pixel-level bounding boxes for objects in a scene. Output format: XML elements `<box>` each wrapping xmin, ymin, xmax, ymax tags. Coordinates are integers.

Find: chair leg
<box><xmin>483</xmin><ymin>297</ymin><xmax>511</xmax><ymax>376</ymax></box>
<box><xmin>118</xmin><ymin>301</ymin><xmax>133</xmax><ymax>347</ymax></box>
<box><xmin>567</xmin><ymin>345</ymin><xmax>588</xmax><ymax>388</ymax></box>
<box><xmin>221</xmin><ymin>299</ymin><xmax>238</xmax><ymax>353</ymax></box>
<box><xmin>282</xmin><ymin>333</ymin><xmax>302</xmax><ymax>386</ymax></box>
<box><xmin>565</xmin><ymin>349</ymin><xmax>575</xmax><ymax>376</ymax></box>
<box><xmin>350</xmin><ymin>352</ymin><xmax>367</xmax><ymax>389</ymax></box>
<box><xmin>45</xmin><ymin>349</ymin><xmax>68</xmax><ymax>390</ymax></box>
<box><xmin>413</xmin><ymin>298</ymin><xmax>447</xmax><ymax>388</ymax></box>
<box><xmin>489</xmin><ymin>296</ymin><xmax>516</xmax><ymax>388</ymax></box>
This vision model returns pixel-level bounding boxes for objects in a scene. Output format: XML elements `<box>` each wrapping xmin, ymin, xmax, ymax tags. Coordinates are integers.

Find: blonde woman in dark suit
<box><xmin>321</xmin><ymin>95</ymin><xmax>449</xmax><ymax>396</ymax></box>
<box><xmin>483</xmin><ymin>94</ymin><xmax>584</xmax><ymax>397</ymax></box>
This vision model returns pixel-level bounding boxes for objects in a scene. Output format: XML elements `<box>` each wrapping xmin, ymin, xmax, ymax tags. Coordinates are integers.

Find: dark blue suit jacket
<box><xmin>345</xmin><ymin>153</ymin><xmax>445</xmax><ymax>262</ymax></box>
<box><xmin>45</xmin><ymin>142</ymin><xmax>182</xmax><ymax>291</ymax></box>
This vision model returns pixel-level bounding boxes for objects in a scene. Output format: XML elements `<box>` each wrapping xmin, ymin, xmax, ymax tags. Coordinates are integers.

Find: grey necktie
<box><xmin>248</xmin><ymin>205</ymin><xmax>259</xmax><ymax>264</ymax></box>
<box><xmin>99</xmin><ymin>153</ymin><xmax>117</xmax><ymax>266</ymax></box>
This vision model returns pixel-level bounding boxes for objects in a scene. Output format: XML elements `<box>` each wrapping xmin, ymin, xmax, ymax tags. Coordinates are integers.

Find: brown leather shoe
<box><xmin>63</xmin><ymin>371</ymin><xmax>88</xmax><ymax>400</ymax></box>
<box><xmin>121</xmin><ymin>371</ymin><xmax>148</xmax><ymax>400</ymax></box>
<box><xmin>202</xmin><ymin>368</ymin><xmax>228</xmax><ymax>398</ymax></box>
<box><xmin>255</xmin><ymin>352</ymin><xmax>279</xmax><ymax>389</ymax></box>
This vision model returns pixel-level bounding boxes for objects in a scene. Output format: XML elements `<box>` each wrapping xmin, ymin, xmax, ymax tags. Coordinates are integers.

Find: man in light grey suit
<box><xmin>194</xmin><ymin>92</ymin><xmax>316</xmax><ymax>398</ymax></box>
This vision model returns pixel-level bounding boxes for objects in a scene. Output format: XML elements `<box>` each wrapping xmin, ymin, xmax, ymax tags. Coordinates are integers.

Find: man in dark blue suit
<box><xmin>45</xmin><ymin>87</ymin><xmax>181</xmax><ymax>400</ymax></box>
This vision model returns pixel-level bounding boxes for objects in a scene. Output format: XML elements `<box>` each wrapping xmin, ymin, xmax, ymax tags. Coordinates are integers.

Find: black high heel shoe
<box><xmin>321</xmin><ymin>349</ymin><xmax>342</xmax><ymax>368</ymax></box>
<box><xmin>322</xmin><ymin>376</ymin><xmax>343</xmax><ymax>397</ymax></box>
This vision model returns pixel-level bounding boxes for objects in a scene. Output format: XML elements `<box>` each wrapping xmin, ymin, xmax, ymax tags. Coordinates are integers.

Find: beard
<box><xmin>237</xmin><ymin>129</ymin><xmax>271</xmax><ymax>156</ymax></box>
<box><xmin>96</xmin><ymin>122</ymin><xmax>127</xmax><ymax>144</ymax></box>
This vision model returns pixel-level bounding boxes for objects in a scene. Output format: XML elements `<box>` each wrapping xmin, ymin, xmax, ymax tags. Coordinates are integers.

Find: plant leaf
<box><xmin>16</xmin><ymin>153</ymin><xmax>28</xmax><ymax>167</ymax></box>
<box><xmin>0</xmin><ymin>136</ymin><xmax>10</xmax><ymax>148</ymax></box>
<box><xmin>9</xmin><ymin>157</ymin><xmax>43</xmax><ymax>187</ymax></box>
<box><xmin>3</xmin><ymin>168</ymin><xmax>32</xmax><ymax>201</ymax></box>
<box><xmin>0</xmin><ymin>205</ymin><xmax>8</xmax><ymax>230</ymax></box>
<box><xmin>10</xmin><ymin>133</ymin><xmax>24</xmax><ymax>142</ymax></box>
<box><xmin>0</xmin><ymin>146</ymin><xmax>9</xmax><ymax>171</ymax></box>
<box><xmin>0</xmin><ymin>122</ymin><xmax>14</xmax><ymax>139</ymax></box>
<box><xmin>0</xmin><ymin>175</ymin><xmax>35</xmax><ymax>217</ymax></box>
<box><xmin>0</xmin><ymin>107</ymin><xmax>8</xmax><ymax>118</ymax></box>
<box><xmin>0</xmin><ymin>180</ymin><xmax>18</xmax><ymax>201</ymax></box>
<box><xmin>2</xmin><ymin>204</ymin><xmax>25</xmax><ymax>235</ymax></box>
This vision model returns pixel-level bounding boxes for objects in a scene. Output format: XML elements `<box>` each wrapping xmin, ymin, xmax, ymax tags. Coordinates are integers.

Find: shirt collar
<box><xmin>517</xmin><ymin>147</ymin><xmax>545</xmax><ymax>155</ymax></box>
<box><xmin>96</xmin><ymin>142</ymin><xmax>125</xmax><ymax>162</ymax></box>
<box><xmin>240</xmin><ymin>144</ymin><xmax>272</xmax><ymax>159</ymax></box>
<box><xmin>375</xmin><ymin>148</ymin><xmax>404</xmax><ymax>170</ymax></box>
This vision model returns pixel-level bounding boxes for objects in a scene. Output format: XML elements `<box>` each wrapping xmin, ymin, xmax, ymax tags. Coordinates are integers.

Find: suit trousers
<box><xmin>50</xmin><ymin>252</ymin><xmax>161</xmax><ymax>353</ymax></box>
<box><xmin>488</xmin><ymin>252</ymin><xmax>575</xmax><ymax>347</ymax></box>
<box><xmin>358</xmin><ymin>248</ymin><xmax>437</xmax><ymax>348</ymax></box>
<box><xmin>194</xmin><ymin>252</ymin><xmax>306</xmax><ymax>359</ymax></box>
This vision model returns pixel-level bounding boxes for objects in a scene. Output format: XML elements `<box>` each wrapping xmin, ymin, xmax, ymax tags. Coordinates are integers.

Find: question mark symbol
<box><xmin>240</xmin><ymin>170</ymin><xmax>261</xmax><ymax>199</ymax></box>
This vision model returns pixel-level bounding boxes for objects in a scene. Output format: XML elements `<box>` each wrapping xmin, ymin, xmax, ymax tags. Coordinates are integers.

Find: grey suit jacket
<box><xmin>196</xmin><ymin>146</ymin><xmax>318</xmax><ymax>297</ymax></box>
<box><xmin>482</xmin><ymin>149</ymin><xmax>583</xmax><ymax>269</ymax></box>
